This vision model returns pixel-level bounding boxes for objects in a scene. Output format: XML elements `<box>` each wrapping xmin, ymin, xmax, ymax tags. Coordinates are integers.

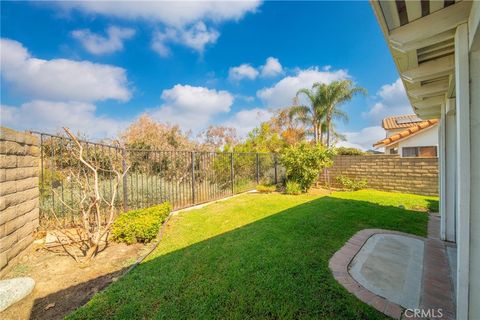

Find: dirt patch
<box><xmin>0</xmin><ymin>241</ymin><xmax>148</xmax><ymax>320</ymax></box>
<box><xmin>307</xmin><ymin>187</ymin><xmax>333</xmax><ymax>196</ymax></box>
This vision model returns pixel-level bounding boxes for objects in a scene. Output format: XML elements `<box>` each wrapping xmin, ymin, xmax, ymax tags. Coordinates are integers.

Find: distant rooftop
<box><xmin>374</xmin><ymin>119</ymin><xmax>438</xmax><ymax>148</ymax></box>
<box><xmin>382</xmin><ymin>114</ymin><xmax>423</xmax><ymax>130</ymax></box>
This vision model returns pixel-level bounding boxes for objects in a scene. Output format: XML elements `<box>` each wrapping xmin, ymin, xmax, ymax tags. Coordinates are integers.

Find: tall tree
<box><xmin>313</xmin><ymin>80</ymin><xmax>367</xmax><ymax>146</ymax></box>
<box><xmin>235</xmin><ymin>123</ymin><xmax>284</xmax><ymax>153</ymax></box>
<box><xmin>290</xmin><ymin>87</ymin><xmax>326</xmax><ymax>144</ymax></box>
<box><xmin>268</xmin><ymin>107</ymin><xmax>306</xmax><ymax>146</ymax></box>
<box><xmin>121</xmin><ymin>115</ymin><xmax>194</xmax><ymax>151</ymax></box>
<box><xmin>197</xmin><ymin>125</ymin><xmax>239</xmax><ymax>151</ymax></box>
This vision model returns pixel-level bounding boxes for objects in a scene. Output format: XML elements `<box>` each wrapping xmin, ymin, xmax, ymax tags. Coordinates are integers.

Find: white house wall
<box><xmin>455</xmin><ymin>23</ymin><xmax>471</xmax><ymax>320</ymax></box>
<box><xmin>397</xmin><ymin>125</ymin><xmax>439</xmax><ymax>149</ymax></box>
<box><xmin>468</xmin><ymin>48</ymin><xmax>480</xmax><ymax>320</ymax></box>
<box><xmin>468</xmin><ymin>2</ymin><xmax>480</xmax><ymax>316</ymax></box>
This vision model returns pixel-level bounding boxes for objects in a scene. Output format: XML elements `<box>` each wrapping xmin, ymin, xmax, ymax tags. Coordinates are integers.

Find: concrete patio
<box><xmin>329</xmin><ymin>214</ymin><xmax>456</xmax><ymax>319</ymax></box>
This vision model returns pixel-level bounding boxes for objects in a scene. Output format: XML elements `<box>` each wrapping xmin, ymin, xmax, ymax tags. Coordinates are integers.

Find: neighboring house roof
<box><xmin>373</xmin><ymin>119</ymin><xmax>439</xmax><ymax>148</ymax></box>
<box><xmin>382</xmin><ymin>114</ymin><xmax>424</xmax><ymax>130</ymax></box>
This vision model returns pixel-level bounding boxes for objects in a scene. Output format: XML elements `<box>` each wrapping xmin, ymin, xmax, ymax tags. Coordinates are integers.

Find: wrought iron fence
<box><xmin>34</xmin><ymin>132</ymin><xmax>283</xmax><ymax>228</ymax></box>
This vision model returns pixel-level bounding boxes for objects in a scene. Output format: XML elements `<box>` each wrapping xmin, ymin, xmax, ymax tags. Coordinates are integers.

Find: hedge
<box><xmin>112</xmin><ymin>202</ymin><xmax>172</xmax><ymax>244</ymax></box>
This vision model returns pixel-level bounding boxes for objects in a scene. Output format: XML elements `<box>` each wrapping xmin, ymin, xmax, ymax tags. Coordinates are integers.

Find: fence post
<box><xmin>274</xmin><ymin>154</ymin><xmax>278</xmax><ymax>185</ymax></box>
<box><xmin>230</xmin><ymin>153</ymin><xmax>234</xmax><ymax>195</ymax></box>
<box><xmin>122</xmin><ymin>147</ymin><xmax>128</xmax><ymax>211</ymax></box>
<box><xmin>256</xmin><ymin>153</ymin><xmax>259</xmax><ymax>184</ymax></box>
<box><xmin>191</xmin><ymin>152</ymin><xmax>196</xmax><ymax>204</ymax></box>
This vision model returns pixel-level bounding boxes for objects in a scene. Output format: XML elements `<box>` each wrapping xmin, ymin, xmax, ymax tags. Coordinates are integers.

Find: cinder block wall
<box><xmin>0</xmin><ymin>127</ymin><xmax>40</xmax><ymax>274</ymax></box>
<box><xmin>319</xmin><ymin>155</ymin><xmax>438</xmax><ymax>196</ymax></box>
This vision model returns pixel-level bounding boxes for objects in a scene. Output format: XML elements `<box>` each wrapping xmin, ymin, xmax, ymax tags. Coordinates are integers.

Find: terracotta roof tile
<box><xmin>373</xmin><ymin>119</ymin><xmax>439</xmax><ymax>148</ymax></box>
<box><xmin>382</xmin><ymin>114</ymin><xmax>423</xmax><ymax>130</ymax></box>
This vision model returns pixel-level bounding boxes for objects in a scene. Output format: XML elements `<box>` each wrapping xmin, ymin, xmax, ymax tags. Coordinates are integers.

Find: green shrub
<box><xmin>336</xmin><ymin>175</ymin><xmax>367</xmax><ymax>191</ymax></box>
<box><xmin>335</xmin><ymin>147</ymin><xmax>365</xmax><ymax>156</ymax></box>
<box><xmin>256</xmin><ymin>184</ymin><xmax>276</xmax><ymax>193</ymax></box>
<box><xmin>285</xmin><ymin>181</ymin><xmax>302</xmax><ymax>195</ymax></box>
<box><xmin>280</xmin><ymin>142</ymin><xmax>335</xmax><ymax>192</ymax></box>
<box><xmin>112</xmin><ymin>202</ymin><xmax>172</xmax><ymax>244</ymax></box>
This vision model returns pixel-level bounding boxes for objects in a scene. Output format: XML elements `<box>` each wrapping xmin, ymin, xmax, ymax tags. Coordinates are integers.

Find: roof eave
<box><xmin>372</xmin><ymin>122</ymin><xmax>439</xmax><ymax>148</ymax></box>
<box><xmin>370</xmin><ymin>1</ymin><xmax>473</xmax><ymax>119</ymax></box>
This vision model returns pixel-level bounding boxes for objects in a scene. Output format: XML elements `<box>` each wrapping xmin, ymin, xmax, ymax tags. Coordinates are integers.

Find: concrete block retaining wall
<box><xmin>319</xmin><ymin>155</ymin><xmax>438</xmax><ymax>196</ymax></box>
<box><xmin>0</xmin><ymin>127</ymin><xmax>40</xmax><ymax>275</ymax></box>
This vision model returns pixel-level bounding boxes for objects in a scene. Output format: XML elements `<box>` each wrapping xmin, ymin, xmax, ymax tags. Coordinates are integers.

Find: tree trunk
<box><xmin>85</xmin><ymin>243</ymin><xmax>99</xmax><ymax>261</ymax></box>
<box><xmin>326</xmin><ymin>118</ymin><xmax>331</xmax><ymax>147</ymax></box>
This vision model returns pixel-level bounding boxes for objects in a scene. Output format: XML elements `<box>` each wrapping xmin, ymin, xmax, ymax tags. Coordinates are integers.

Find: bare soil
<box><xmin>0</xmin><ymin>241</ymin><xmax>148</xmax><ymax>320</ymax></box>
<box><xmin>307</xmin><ymin>187</ymin><xmax>333</xmax><ymax>196</ymax></box>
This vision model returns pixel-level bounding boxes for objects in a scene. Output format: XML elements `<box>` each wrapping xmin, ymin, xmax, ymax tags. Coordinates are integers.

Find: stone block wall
<box><xmin>319</xmin><ymin>155</ymin><xmax>438</xmax><ymax>196</ymax></box>
<box><xmin>0</xmin><ymin>127</ymin><xmax>40</xmax><ymax>275</ymax></box>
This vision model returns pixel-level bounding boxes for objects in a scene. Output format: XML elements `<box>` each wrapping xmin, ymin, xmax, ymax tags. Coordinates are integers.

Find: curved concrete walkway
<box><xmin>329</xmin><ymin>215</ymin><xmax>455</xmax><ymax>319</ymax></box>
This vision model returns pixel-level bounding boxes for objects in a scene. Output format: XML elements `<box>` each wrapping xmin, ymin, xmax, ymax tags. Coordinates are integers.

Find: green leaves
<box><xmin>112</xmin><ymin>202</ymin><xmax>172</xmax><ymax>244</ymax></box>
<box><xmin>280</xmin><ymin>142</ymin><xmax>335</xmax><ymax>192</ymax></box>
<box><xmin>285</xmin><ymin>181</ymin><xmax>302</xmax><ymax>195</ymax></box>
<box><xmin>256</xmin><ymin>184</ymin><xmax>277</xmax><ymax>193</ymax></box>
<box><xmin>336</xmin><ymin>175</ymin><xmax>368</xmax><ymax>191</ymax></box>
<box><xmin>335</xmin><ymin>147</ymin><xmax>365</xmax><ymax>155</ymax></box>
<box><xmin>235</xmin><ymin>123</ymin><xmax>285</xmax><ymax>153</ymax></box>
<box><xmin>293</xmin><ymin>80</ymin><xmax>367</xmax><ymax>146</ymax></box>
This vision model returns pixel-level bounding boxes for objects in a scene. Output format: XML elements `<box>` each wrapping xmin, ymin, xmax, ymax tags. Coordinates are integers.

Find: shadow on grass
<box><xmin>426</xmin><ymin>199</ymin><xmax>439</xmax><ymax>213</ymax></box>
<box><xmin>38</xmin><ymin>197</ymin><xmax>429</xmax><ymax>320</ymax></box>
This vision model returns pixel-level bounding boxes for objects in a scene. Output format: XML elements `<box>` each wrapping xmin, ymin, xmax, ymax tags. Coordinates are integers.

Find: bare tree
<box><xmin>50</xmin><ymin>128</ymin><xmax>129</xmax><ymax>263</ymax></box>
<box><xmin>197</xmin><ymin>125</ymin><xmax>239</xmax><ymax>151</ymax></box>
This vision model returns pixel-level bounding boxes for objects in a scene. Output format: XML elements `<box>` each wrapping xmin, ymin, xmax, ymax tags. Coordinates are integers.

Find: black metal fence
<box><xmin>35</xmin><ymin>132</ymin><xmax>283</xmax><ymax>228</ymax></box>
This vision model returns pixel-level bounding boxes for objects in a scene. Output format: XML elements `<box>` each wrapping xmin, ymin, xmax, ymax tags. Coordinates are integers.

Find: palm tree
<box><xmin>313</xmin><ymin>80</ymin><xmax>367</xmax><ymax>146</ymax></box>
<box><xmin>290</xmin><ymin>87</ymin><xmax>326</xmax><ymax>144</ymax></box>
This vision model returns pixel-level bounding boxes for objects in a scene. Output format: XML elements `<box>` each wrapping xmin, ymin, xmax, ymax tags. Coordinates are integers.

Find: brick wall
<box><xmin>319</xmin><ymin>155</ymin><xmax>438</xmax><ymax>196</ymax></box>
<box><xmin>0</xmin><ymin>127</ymin><xmax>40</xmax><ymax>275</ymax></box>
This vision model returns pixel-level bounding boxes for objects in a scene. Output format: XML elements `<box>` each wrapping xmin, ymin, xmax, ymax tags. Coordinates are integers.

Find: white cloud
<box><xmin>228</xmin><ymin>57</ymin><xmax>282</xmax><ymax>81</ymax></box>
<box><xmin>0</xmin><ymin>101</ymin><xmax>126</xmax><ymax>138</ymax></box>
<box><xmin>257</xmin><ymin>67</ymin><xmax>350</xmax><ymax>108</ymax></box>
<box><xmin>228</xmin><ymin>63</ymin><xmax>259</xmax><ymax>81</ymax></box>
<box><xmin>223</xmin><ymin>108</ymin><xmax>272</xmax><ymax>137</ymax></box>
<box><xmin>55</xmin><ymin>1</ymin><xmax>261</xmax><ymax>27</ymax></box>
<box><xmin>54</xmin><ymin>1</ymin><xmax>261</xmax><ymax>56</ymax></box>
<box><xmin>336</xmin><ymin>126</ymin><xmax>385</xmax><ymax>150</ymax></box>
<box><xmin>362</xmin><ymin>78</ymin><xmax>412</xmax><ymax>124</ymax></box>
<box><xmin>0</xmin><ymin>38</ymin><xmax>131</xmax><ymax>102</ymax></box>
<box><xmin>149</xmin><ymin>85</ymin><xmax>233</xmax><ymax>131</ymax></box>
<box><xmin>260</xmin><ymin>57</ymin><xmax>283</xmax><ymax>77</ymax></box>
<box><xmin>72</xmin><ymin>26</ymin><xmax>136</xmax><ymax>55</ymax></box>
<box><xmin>152</xmin><ymin>22</ymin><xmax>219</xmax><ymax>57</ymax></box>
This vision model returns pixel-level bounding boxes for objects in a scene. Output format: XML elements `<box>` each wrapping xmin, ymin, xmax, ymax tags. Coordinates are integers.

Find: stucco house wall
<box><xmin>384</xmin><ymin>125</ymin><xmax>439</xmax><ymax>157</ymax></box>
<box><xmin>397</xmin><ymin>126</ymin><xmax>438</xmax><ymax>149</ymax></box>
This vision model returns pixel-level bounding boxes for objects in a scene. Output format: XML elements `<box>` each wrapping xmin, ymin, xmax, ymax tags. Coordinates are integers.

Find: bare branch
<box><xmin>48</xmin><ymin>128</ymin><xmax>130</xmax><ymax>263</ymax></box>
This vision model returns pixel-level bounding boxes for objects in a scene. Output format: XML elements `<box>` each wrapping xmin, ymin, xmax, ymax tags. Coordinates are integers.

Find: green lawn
<box><xmin>68</xmin><ymin>189</ymin><xmax>438</xmax><ymax>320</ymax></box>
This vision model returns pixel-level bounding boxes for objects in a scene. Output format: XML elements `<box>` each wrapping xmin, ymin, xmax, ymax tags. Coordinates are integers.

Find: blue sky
<box><xmin>0</xmin><ymin>1</ymin><xmax>413</xmax><ymax>149</ymax></box>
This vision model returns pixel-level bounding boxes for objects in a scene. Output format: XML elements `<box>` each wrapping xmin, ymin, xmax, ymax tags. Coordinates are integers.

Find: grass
<box><xmin>68</xmin><ymin>189</ymin><xmax>438</xmax><ymax>320</ymax></box>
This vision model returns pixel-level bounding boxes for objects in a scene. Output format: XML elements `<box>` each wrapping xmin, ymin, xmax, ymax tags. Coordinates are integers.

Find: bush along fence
<box><xmin>35</xmin><ymin>132</ymin><xmax>285</xmax><ymax>228</ymax></box>
<box><xmin>319</xmin><ymin>155</ymin><xmax>438</xmax><ymax>196</ymax></box>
